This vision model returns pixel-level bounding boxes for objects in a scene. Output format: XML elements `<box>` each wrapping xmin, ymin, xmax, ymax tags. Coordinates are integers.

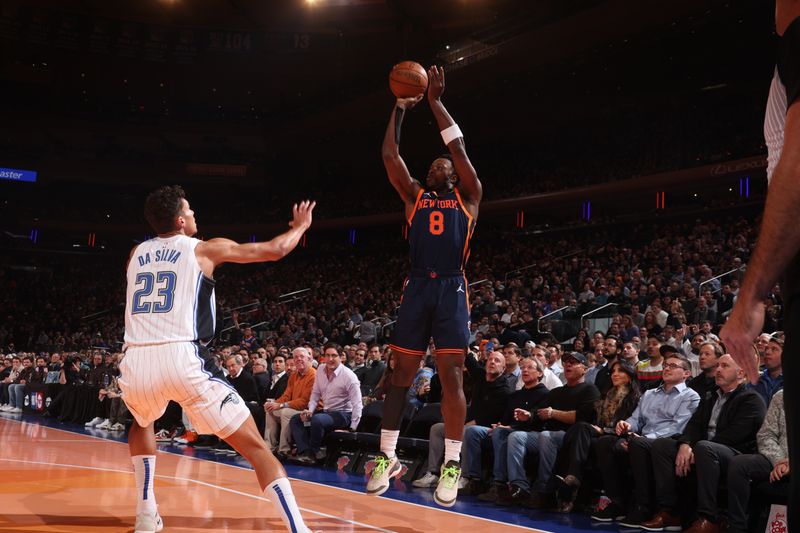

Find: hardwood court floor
<box><xmin>0</xmin><ymin>416</ymin><xmax>558</xmax><ymax>533</ymax></box>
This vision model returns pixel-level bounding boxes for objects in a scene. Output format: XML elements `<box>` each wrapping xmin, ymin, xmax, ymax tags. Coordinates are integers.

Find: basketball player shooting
<box><xmin>366</xmin><ymin>65</ymin><xmax>482</xmax><ymax>507</ymax></box>
<box><xmin>119</xmin><ymin>186</ymin><xmax>317</xmax><ymax>533</ymax></box>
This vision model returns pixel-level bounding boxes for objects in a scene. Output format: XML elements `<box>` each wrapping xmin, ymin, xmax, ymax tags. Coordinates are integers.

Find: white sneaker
<box><xmin>85</xmin><ymin>416</ymin><xmax>105</xmax><ymax>427</ymax></box>
<box><xmin>365</xmin><ymin>453</ymin><xmax>402</xmax><ymax>497</ymax></box>
<box><xmin>96</xmin><ymin>419</ymin><xmax>111</xmax><ymax>429</ymax></box>
<box><xmin>412</xmin><ymin>471</ymin><xmax>439</xmax><ymax>488</ymax></box>
<box><xmin>433</xmin><ymin>460</ymin><xmax>462</xmax><ymax>508</ymax></box>
<box><xmin>110</xmin><ymin>422</ymin><xmax>126</xmax><ymax>431</ymax></box>
<box><xmin>134</xmin><ymin>510</ymin><xmax>163</xmax><ymax>533</ymax></box>
<box><xmin>10</xmin><ymin>407</ymin><xmax>22</xmax><ymax>414</ymax></box>
<box><xmin>0</xmin><ymin>405</ymin><xmax>12</xmax><ymax>412</ymax></box>
<box><xmin>154</xmin><ymin>429</ymin><xmax>174</xmax><ymax>442</ymax></box>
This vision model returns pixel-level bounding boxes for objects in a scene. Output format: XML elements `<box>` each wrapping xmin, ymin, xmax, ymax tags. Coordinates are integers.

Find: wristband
<box><xmin>394</xmin><ymin>106</ymin><xmax>405</xmax><ymax>145</ymax></box>
<box><xmin>440</xmin><ymin>123</ymin><xmax>463</xmax><ymax>145</ymax></box>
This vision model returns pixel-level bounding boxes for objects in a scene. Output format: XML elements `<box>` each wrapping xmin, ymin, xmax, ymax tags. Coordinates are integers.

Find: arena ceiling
<box><xmin>0</xmin><ymin>0</ymin><xmax>775</xmax><ymax>185</ymax></box>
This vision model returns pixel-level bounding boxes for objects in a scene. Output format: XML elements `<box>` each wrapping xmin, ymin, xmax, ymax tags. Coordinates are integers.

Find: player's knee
<box><xmin>390</xmin><ymin>359</ymin><xmax>419</xmax><ymax>386</ymax></box>
<box><xmin>437</xmin><ymin>367</ymin><xmax>463</xmax><ymax>391</ymax></box>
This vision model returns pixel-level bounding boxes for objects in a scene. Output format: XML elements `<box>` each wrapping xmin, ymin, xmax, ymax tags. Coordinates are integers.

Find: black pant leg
<box><xmin>564</xmin><ymin>421</ymin><xmax>595</xmax><ymax>479</ymax></box>
<box><xmin>596</xmin><ymin>434</ymin><xmax>630</xmax><ymax>505</ymax></box>
<box><xmin>693</xmin><ymin>440</ymin><xmax>739</xmax><ymax>521</ymax></box>
<box><xmin>628</xmin><ymin>436</ymin><xmax>658</xmax><ymax>512</ymax></box>
<box><xmin>727</xmin><ymin>453</ymin><xmax>773</xmax><ymax>531</ymax></box>
<box><xmin>650</xmin><ymin>437</ymin><xmax>681</xmax><ymax>511</ymax></box>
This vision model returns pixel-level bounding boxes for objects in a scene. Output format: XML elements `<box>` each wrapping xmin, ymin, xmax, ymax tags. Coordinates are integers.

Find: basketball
<box><xmin>389</xmin><ymin>61</ymin><xmax>428</xmax><ymax>98</ymax></box>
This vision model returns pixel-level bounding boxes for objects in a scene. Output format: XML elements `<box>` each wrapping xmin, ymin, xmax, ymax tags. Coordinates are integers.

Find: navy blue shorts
<box><xmin>389</xmin><ymin>273</ymin><xmax>470</xmax><ymax>357</ymax></box>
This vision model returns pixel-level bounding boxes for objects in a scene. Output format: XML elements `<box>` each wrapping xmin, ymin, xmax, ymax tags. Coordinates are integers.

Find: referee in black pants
<box><xmin>720</xmin><ymin>3</ymin><xmax>800</xmax><ymax>530</ymax></box>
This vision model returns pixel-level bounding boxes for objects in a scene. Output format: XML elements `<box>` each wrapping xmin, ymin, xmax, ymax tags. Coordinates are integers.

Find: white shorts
<box><xmin>118</xmin><ymin>342</ymin><xmax>250</xmax><ymax>439</ymax></box>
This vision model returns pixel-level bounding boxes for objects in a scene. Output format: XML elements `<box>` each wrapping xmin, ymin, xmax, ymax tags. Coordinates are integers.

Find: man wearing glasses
<box><xmin>592</xmin><ymin>354</ymin><xmax>700</xmax><ymax>525</ymax></box>
<box><xmin>289</xmin><ymin>343</ymin><xmax>362</xmax><ymax>465</ymax></box>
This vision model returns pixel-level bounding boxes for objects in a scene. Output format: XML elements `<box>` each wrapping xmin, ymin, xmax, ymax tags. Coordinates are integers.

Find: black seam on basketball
<box><xmin>391</xmin><ymin>79</ymin><xmax>426</xmax><ymax>88</ymax></box>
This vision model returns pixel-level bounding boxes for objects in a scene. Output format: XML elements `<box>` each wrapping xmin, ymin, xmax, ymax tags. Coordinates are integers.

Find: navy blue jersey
<box><xmin>408</xmin><ymin>188</ymin><xmax>476</xmax><ymax>273</ymax></box>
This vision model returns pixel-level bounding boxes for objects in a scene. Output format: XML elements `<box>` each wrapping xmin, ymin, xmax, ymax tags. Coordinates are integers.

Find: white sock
<box><xmin>380</xmin><ymin>429</ymin><xmax>400</xmax><ymax>459</ymax></box>
<box><xmin>131</xmin><ymin>455</ymin><xmax>157</xmax><ymax>514</ymax></box>
<box><xmin>265</xmin><ymin>477</ymin><xmax>310</xmax><ymax>533</ymax></box>
<box><xmin>444</xmin><ymin>439</ymin><xmax>462</xmax><ymax>465</ymax></box>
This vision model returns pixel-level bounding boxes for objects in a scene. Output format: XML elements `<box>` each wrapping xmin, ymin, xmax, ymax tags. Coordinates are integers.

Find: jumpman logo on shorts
<box><xmin>456</xmin><ymin>283</ymin><xmax>465</xmax><ymax>293</ymax></box>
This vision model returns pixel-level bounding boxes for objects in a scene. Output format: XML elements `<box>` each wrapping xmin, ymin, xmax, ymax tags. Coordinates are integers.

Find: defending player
<box><xmin>120</xmin><ymin>186</ymin><xmax>317</xmax><ymax>533</ymax></box>
<box><xmin>366</xmin><ymin>66</ymin><xmax>482</xmax><ymax>507</ymax></box>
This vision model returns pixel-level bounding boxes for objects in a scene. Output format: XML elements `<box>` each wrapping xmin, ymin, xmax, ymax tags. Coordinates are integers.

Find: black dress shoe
<box><xmin>292</xmin><ymin>453</ymin><xmax>316</xmax><ymax>465</ymax></box>
<box><xmin>526</xmin><ymin>491</ymin><xmax>557</xmax><ymax>510</ymax></box>
<box><xmin>496</xmin><ymin>484</ymin><xmax>530</xmax><ymax>506</ymax></box>
<box><xmin>459</xmin><ymin>479</ymin><xmax>485</xmax><ymax>496</ymax></box>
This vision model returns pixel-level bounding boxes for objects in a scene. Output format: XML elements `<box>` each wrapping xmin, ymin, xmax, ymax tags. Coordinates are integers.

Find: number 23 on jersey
<box><xmin>132</xmin><ymin>271</ymin><xmax>177</xmax><ymax>314</ymax></box>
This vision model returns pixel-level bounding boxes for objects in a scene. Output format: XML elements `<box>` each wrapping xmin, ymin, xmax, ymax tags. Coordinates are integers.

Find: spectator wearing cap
<box><xmin>639</xmin><ymin>355</ymin><xmax>765</xmax><ymax>532</ymax></box>
<box><xmin>591</xmin><ymin>354</ymin><xmax>700</xmax><ymax>524</ymax></box>
<box><xmin>505</xmin><ymin>351</ymin><xmax>601</xmax><ymax>510</ymax></box>
<box><xmin>556</xmin><ymin>360</ymin><xmax>642</xmax><ymax>512</ymax></box>
<box><xmin>751</xmin><ymin>335</ymin><xmax>783</xmax><ymax>405</ymax></box>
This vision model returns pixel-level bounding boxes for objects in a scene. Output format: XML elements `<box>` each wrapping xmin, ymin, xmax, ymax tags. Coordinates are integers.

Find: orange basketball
<box><xmin>389</xmin><ymin>61</ymin><xmax>428</xmax><ymax>98</ymax></box>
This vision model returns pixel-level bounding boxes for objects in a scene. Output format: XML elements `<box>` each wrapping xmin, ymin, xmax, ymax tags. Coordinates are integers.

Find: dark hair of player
<box><xmin>144</xmin><ymin>185</ymin><xmax>186</xmax><ymax>234</ymax></box>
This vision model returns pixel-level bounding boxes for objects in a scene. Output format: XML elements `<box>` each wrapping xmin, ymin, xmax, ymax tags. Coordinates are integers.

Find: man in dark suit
<box><xmin>225</xmin><ymin>354</ymin><xmax>265</xmax><ymax>436</ymax></box>
<box><xmin>267</xmin><ymin>354</ymin><xmax>289</xmax><ymax>401</ymax></box>
<box><xmin>251</xmin><ymin>358</ymin><xmax>271</xmax><ymax>403</ymax></box>
<box><xmin>357</xmin><ymin>345</ymin><xmax>386</xmax><ymax>396</ymax></box>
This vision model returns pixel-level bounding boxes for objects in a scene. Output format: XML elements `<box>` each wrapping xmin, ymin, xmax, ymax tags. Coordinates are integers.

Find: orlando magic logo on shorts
<box><xmin>220</xmin><ymin>392</ymin><xmax>241</xmax><ymax>413</ymax></box>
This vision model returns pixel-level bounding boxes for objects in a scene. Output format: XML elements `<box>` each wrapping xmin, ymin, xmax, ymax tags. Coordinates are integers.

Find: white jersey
<box><xmin>124</xmin><ymin>234</ymin><xmax>216</xmax><ymax>346</ymax></box>
<box><xmin>764</xmin><ymin>67</ymin><xmax>787</xmax><ymax>183</ymax></box>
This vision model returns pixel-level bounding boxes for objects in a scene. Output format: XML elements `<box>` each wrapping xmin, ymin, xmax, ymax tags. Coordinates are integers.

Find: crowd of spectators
<box><xmin>0</xmin><ymin>212</ymin><xmax>773</xmax><ymax>359</ymax></box>
<box><xmin>0</xmin><ymin>207</ymin><xmax>788</xmax><ymax>530</ymax></box>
